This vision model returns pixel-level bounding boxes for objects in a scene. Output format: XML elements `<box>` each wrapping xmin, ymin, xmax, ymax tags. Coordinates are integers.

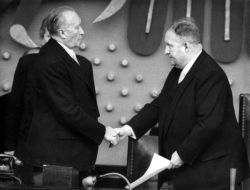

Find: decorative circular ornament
<box><xmin>135</xmin><ymin>74</ymin><xmax>143</xmax><ymax>83</ymax></box>
<box><xmin>79</xmin><ymin>42</ymin><xmax>87</xmax><ymax>51</ymax></box>
<box><xmin>119</xmin><ymin>116</ymin><xmax>127</xmax><ymax>125</ymax></box>
<box><xmin>150</xmin><ymin>89</ymin><xmax>159</xmax><ymax>98</ymax></box>
<box><xmin>2</xmin><ymin>82</ymin><xmax>10</xmax><ymax>92</ymax></box>
<box><xmin>108</xmin><ymin>43</ymin><xmax>116</xmax><ymax>52</ymax></box>
<box><xmin>2</xmin><ymin>51</ymin><xmax>11</xmax><ymax>60</ymax></box>
<box><xmin>92</xmin><ymin>58</ymin><xmax>101</xmax><ymax>66</ymax></box>
<box><xmin>134</xmin><ymin>104</ymin><xmax>142</xmax><ymax>112</ymax></box>
<box><xmin>106</xmin><ymin>72</ymin><xmax>115</xmax><ymax>81</ymax></box>
<box><xmin>120</xmin><ymin>59</ymin><xmax>129</xmax><ymax>67</ymax></box>
<box><xmin>120</xmin><ymin>88</ymin><xmax>129</xmax><ymax>97</ymax></box>
<box><xmin>105</xmin><ymin>104</ymin><xmax>114</xmax><ymax>112</ymax></box>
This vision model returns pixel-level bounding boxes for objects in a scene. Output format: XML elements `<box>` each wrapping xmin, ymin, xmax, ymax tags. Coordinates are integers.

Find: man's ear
<box><xmin>58</xmin><ymin>29</ymin><xmax>66</xmax><ymax>39</ymax></box>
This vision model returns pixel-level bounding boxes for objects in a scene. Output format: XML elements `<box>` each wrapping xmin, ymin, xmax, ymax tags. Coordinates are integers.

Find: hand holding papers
<box><xmin>170</xmin><ymin>151</ymin><xmax>184</xmax><ymax>169</ymax></box>
<box><xmin>125</xmin><ymin>153</ymin><xmax>171</xmax><ymax>189</ymax></box>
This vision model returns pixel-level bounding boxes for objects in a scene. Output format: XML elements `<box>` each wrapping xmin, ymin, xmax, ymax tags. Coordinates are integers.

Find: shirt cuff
<box><xmin>123</xmin><ymin>124</ymin><xmax>137</xmax><ymax>139</ymax></box>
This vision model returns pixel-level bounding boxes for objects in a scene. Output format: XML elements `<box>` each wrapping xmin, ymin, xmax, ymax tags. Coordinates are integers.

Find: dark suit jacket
<box><xmin>0</xmin><ymin>93</ymin><xmax>10</xmax><ymax>153</ymax></box>
<box><xmin>127</xmin><ymin>50</ymin><xmax>250</xmax><ymax>189</ymax></box>
<box><xmin>4</xmin><ymin>54</ymin><xmax>37</xmax><ymax>159</ymax></box>
<box><xmin>27</xmin><ymin>39</ymin><xmax>105</xmax><ymax>171</ymax></box>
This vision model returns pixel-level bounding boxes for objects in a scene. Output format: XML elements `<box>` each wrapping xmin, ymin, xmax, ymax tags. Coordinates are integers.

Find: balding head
<box><xmin>46</xmin><ymin>6</ymin><xmax>84</xmax><ymax>49</ymax></box>
<box><xmin>46</xmin><ymin>6</ymin><xmax>76</xmax><ymax>37</ymax></box>
<box><xmin>168</xmin><ymin>17</ymin><xmax>201</xmax><ymax>45</ymax></box>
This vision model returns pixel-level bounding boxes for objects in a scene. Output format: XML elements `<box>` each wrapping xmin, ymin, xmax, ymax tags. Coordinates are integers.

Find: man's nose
<box><xmin>164</xmin><ymin>46</ymin><xmax>170</xmax><ymax>55</ymax></box>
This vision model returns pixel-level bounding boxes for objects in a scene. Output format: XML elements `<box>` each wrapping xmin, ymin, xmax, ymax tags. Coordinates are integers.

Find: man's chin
<box><xmin>74</xmin><ymin>41</ymin><xmax>82</xmax><ymax>48</ymax></box>
<box><xmin>171</xmin><ymin>63</ymin><xmax>181</xmax><ymax>69</ymax></box>
<box><xmin>170</xmin><ymin>62</ymin><xmax>176</xmax><ymax>67</ymax></box>
<box><xmin>70</xmin><ymin>44</ymin><xmax>78</xmax><ymax>49</ymax></box>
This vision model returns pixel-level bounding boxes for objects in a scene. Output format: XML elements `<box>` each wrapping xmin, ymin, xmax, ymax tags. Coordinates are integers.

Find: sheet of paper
<box><xmin>125</xmin><ymin>153</ymin><xmax>171</xmax><ymax>189</ymax></box>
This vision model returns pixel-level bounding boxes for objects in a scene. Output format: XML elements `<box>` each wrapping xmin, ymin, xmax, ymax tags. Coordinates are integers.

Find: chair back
<box><xmin>239</xmin><ymin>94</ymin><xmax>250</xmax><ymax>190</ymax></box>
<box><xmin>127</xmin><ymin>135</ymin><xmax>158</xmax><ymax>189</ymax></box>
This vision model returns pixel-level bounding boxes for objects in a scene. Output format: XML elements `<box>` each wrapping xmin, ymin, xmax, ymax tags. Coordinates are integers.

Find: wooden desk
<box><xmin>0</xmin><ymin>181</ymin><xmax>158</xmax><ymax>190</ymax></box>
<box><xmin>0</xmin><ymin>186</ymin><xmax>124</xmax><ymax>190</ymax></box>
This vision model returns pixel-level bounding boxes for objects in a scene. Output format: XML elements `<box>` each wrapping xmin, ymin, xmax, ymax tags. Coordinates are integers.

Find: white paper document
<box><xmin>125</xmin><ymin>153</ymin><xmax>171</xmax><ymax>189</ymax></box>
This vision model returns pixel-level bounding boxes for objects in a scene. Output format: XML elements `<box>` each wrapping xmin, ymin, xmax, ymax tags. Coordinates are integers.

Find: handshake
<box><xmin>104</xmin><ymin>125</ymin><xmax>133</xmax><ymax>146</ymax></box>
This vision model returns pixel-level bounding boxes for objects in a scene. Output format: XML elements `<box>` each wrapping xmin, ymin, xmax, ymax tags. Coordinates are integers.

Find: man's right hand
<box><xmin>114</xmin><ymin>125</ymin><xmax>133</xmax><ymax>140</ymax></box>
<box><xmin>104</xmin><ymin>126</ymin><xmax>119</xmax><ymax>146</ymax></box>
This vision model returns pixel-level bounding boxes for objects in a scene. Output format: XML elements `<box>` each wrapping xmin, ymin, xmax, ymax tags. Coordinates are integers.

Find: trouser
<box><xmin>14</xmin><ymin>164</ymin><xmax>42</xmax><ymax>186</ymax></box>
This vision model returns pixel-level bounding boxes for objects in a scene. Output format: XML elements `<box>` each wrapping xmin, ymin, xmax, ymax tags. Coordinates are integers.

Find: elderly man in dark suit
<box><xmin>115</xmin><ymin>17</ymin><xmax>250</xmax><ymax>190</ymax></box>
<box><xmin>26</xmin><ymin>6</ymin><xmax>118</xmax><ymax>185</ymax></box>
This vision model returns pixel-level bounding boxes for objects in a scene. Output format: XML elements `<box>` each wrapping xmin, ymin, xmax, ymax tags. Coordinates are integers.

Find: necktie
<box><xmin>178</xmin><ymin>71</ymin><xmax>185</xmax><ymax>84</ymax></box>
<box><xmin>71</xmin><ymin>53</ymin><xmax>79</xmax><ymax>64</ymax></box>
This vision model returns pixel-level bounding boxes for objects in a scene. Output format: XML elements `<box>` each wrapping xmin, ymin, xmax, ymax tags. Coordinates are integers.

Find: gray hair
<box><xmin>170</xmin><ymin>17</ymin><xmax>201</xmax><ymax>44</ymax></box>
<box><xmin>46</xmin><ymin>6</ymin><xmax>76</xmax><ymax>36</ymax></box>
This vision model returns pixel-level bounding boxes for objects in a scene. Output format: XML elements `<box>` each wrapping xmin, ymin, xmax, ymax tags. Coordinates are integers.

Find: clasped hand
<box><xmin>104</xmin><ymin>126</ymin><xmax>132</xmax><ymax>146</ymax></box>
<box><xmin>104</xmin><ymin>126</ymin><xmax>120</xmax><ymax>146</ymax></box>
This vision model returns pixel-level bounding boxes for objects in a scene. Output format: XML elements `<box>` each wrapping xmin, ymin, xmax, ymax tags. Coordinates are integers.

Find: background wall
<box><xmin>0</xmin><ymin>0</ymin><xmax>250</xmax><ymax>168</ymax></box>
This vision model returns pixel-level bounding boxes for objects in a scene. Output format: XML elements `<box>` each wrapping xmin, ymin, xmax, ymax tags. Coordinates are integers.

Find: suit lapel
<box><xmin>69</xmin><ymin>55</ymin><xmax>97</xmax><ymax>97</ymax></box>
<box><xmin>159</xmin><ymin>68</ymin><xmax>181</xmax><ymax>141</ymax></box>
<box><xmin>76</xmin><ymin>55</ymin><xmax>96</xmax><ymax>97</ymax></box>
<box><xmin>163</xmin><ymin>51</ymin><xmax>206</xmax><ymax>136</ymax></box>
<box><xmin>47</xmin><ymin>39</ymin><xmax>94</xmax><ymax>95</ymax></box>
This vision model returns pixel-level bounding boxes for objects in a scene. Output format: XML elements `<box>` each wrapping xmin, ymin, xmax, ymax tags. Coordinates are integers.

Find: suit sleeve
<box><xmin>38</xmin><ymin>60</ymin><xmax>105</xmax><ymax>145</ymax></box>
<box><xmin>127</xmin><ymin>68</ymin><xmax>178</xmax><ymax>139</ymax></box>
<box><xmin>4</xmin><ymin>56</ymin><xmax>28</xmax><ymax>150</ymax></box>
<box><xmin>127</xmin><ymin>68</ymin><xmax>177</xmax><ymax>139</ymax></box>
<box><xmin>127</xmin><ymin>94</ymin><xmax>160</xmax><ymax>139</ymax></box>
<box><xmin>177</xmin><ymin>72</ymin><xmax>228</xmax><ymax>164</ymax></box>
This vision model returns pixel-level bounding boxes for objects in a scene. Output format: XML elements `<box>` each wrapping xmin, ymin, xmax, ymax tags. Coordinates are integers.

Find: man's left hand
<box><xmin>170</xmin><ymin>151</ymin><xmax>184</xmax><ymax>169</ymax></box>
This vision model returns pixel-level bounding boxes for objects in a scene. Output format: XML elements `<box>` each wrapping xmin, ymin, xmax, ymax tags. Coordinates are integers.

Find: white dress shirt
<box><xmin>125</xmin><ymin>50</ymin><xmax>202</xmax><ymax>139</ymax></box>
<box><xmin>56</xmin><ymin>40</ymin><xmax>79</xmax><ymax>65</ymax></box>
<box><xmin>178</xmin><ymin>50</ymin><xmax>202</xmax><ymax>83</ymax></box>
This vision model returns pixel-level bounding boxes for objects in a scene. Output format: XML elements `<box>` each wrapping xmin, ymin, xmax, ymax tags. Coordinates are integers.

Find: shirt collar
<box><xmin>181</xmin><ymin>49</ymin><xmax>202</xmax><ymax>76</ymax></box>
<box><xmin>55</xmin><ymin>39</ymin><xmax>77</xmax><ymax>59</ymax></box>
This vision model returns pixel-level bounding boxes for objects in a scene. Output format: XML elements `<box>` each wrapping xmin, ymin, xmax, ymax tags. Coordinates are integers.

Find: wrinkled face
<box><xmin>164</xmin><ymin>30</ymin><xmax>187</xmax><ymax>69</ymax></box>
<box><xmin>60</xmin><ymin>11</ymin><xmax>84</xmax><ymax>49</ymax></box>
